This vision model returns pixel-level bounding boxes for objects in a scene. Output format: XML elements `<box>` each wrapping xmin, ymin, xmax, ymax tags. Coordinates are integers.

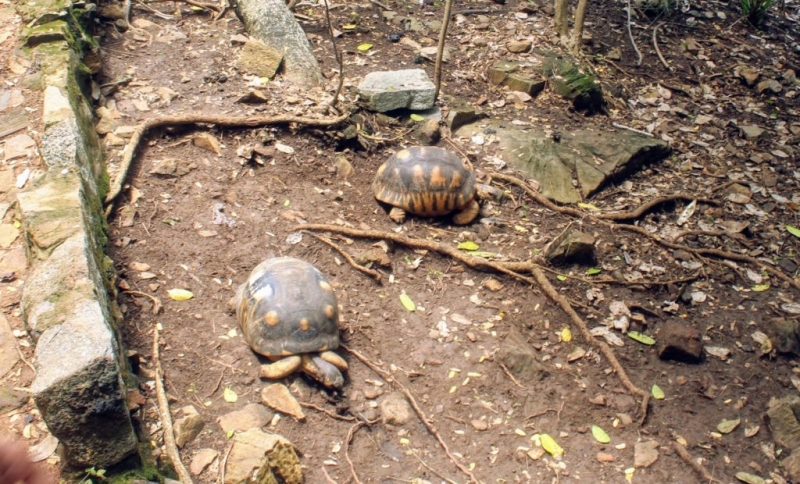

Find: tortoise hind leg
<box><xmin>301</xmin><ymin>354</ymin><xmax>345</xmax><ymax>389</ymax></box>
<box><xmin>259</xmin><ymin>355</ymin><xmax>303</xmax><ymax>380</ymax></box>
<box><xmin>389</xmin><ymin>207</ymin><xmax>407</xmax><ymax>224</ymax></box>
<box><xmin>452</xmin><ymin>199</ymin><xmax>480</xmax><ymax>225</ymax></box>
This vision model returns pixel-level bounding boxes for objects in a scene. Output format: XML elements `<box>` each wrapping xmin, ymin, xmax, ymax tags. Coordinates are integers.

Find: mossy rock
<box><xmin>540</xmin><ymin>56</ymin><xmax>605</xmax><ymax>114</ymax></box>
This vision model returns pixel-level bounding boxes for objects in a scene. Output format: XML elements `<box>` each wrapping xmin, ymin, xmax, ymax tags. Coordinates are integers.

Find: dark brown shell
<box><xmin>372</xmin><ymin>146</ymin><xmax>477</xmax><ymax>217</ymax></box>
<box><xmin>233</xmin><ymin>257</ymin><xmax>340</xmax><ymax>358</ymax></box>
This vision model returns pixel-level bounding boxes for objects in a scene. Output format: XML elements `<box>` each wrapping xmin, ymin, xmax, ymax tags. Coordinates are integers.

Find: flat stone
<box><xmin>261</xmin><ymin>383</ymin><xmax>305</xmax><ymax>420</ymax></box>
<box><xmin>735</xmin><ymin>65</ymin><xmax>760</xmax><ymax>87</ymax></box>
<box><xmin>683</xmin><ymin>37</ymin><xmax>701</xmax><ymax>54</ymax></box>
<box><xmin>225</xmin><ymin>428</ymin><xmax>303</xmax><ymax>484</ymax></box>
<box><xmin>0</xmin><ymin>382</ymin><xmax>28</xmax><ymax>413</ymax></box>
<box><xmin>149</xmin><ymin>158</ymin><xmax>198</xmax><ymax>177</ymax></box>
<box><xmin>190</xmin><ymin>448</ymin><xmax>218</xmax><ymax>475</ymax></box>
<box><xmin>42</xmin><ymin>85</ymin><xmax>72</xmax><ymax>127</ymax></box>
<box><xmin>0</xmin><ymin>312</ymin><xmax>20</xmax><ymax>377</ymax></box>
<box><xmin>174</xmin><ymin>413</ymin><xmax>205</xmax><ymax>448</ymax></box>
<box><xmin>544</xmin><ymin>227</ymin><xmax>596</xmax><ymax>265</ymax></box>
<box><xmin>358</xmin><ymin>69</ymin><xmax>436</xmax><ymax>112</ymax></box>
<box><xmin>0</xmin><ymin>170</ymin><xmax>15</xmax><ymax>193</ymax></box>
<box><xmin>235</xmin><ymin>40</ymin><xmax>283</xmax><ymax>79</ymax></box>
<box><xmin>193</xmin><ymin>133</ymin><xmax>221</xmax><ymax>154</ymax></box>
<box><xmin>0</xmin><ymin>224</ymin><xmax>20</xmax><ymax>248</ymax></box>
<box><xmin>0</xmin><ymin>107</ymin><xmax>29</xmax><ymax>138</ymax></box>
<box><xmin>488</xmin><ymin>61</ymin><xmax>547</xmax><ymax>97</ymax></box>
<box><xmin>756</xmin><ymin>79</ymin><xmax>782</xmax><ymax>94</ymax></box>
<box><xmin>633</xmin><ymin>440</ymin><xmax>660</xmax><ymax>468</ymax></box>
<box><xmin>496</xmin><ymin>327</ymin><xmax>548</xmax><ymax>382</ymax></box>
<box><xmin>0</xmin><ymin>248</ymin><xmax>28</xmax><ymax>275</ymax></box>
<box><xmin>782</xmin><ymin>451</ymin><xmax>800</xmax><ymax>483</ymax></box>
<box><xmin>445</xmin><ymin>99</ymin><xmax>485</xmax><ymax>132</ymax></box>
<box><xmin>0</xmin><ymin>89</ymin><xmax>25</xmax><ymax>112</ymax></box>
<box><xmin>379</xmin><ymin>392</ymin><xmax>413</xmax><ymax>426</ymax></box>
<box><xmin>657</xmin><ymin>321</ymin><xmax>703</xmax><ymax>363</ymax></box>
<box><xmin>17</xmin><ymin>175</ymin><xmax>83</xmax><ymax>259</ymax></box>
<box><xmin>507</xmin><ymin>40</ymin><xmax>532</xmax><ymax>53</ymax></box>
<box><xmin>741</xmin><ymin>124</ymin><xmax>765</xmax><ymax>140</ymax></box>
<box><xmin>216</xmin><ymin>403</ymin><xmax>273</xmax><ymax>433</ymax></box>
<box><xmin>4</xmin><ymin>133</ymin><xmax>35</xmax><ymax>161</ymax></box>
<box><xmin>766</xmin><ymin>396</ymin><xmax>800</xmax><ymax>450</ymax></box>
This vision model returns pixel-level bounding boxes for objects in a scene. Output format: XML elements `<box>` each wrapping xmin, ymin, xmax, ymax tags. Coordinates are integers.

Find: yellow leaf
<box><xmin>168</xmin><ymin>288</ymin><xmax>194</xmax><ymax>301</ymax></box>
<box><xmin>410</xmin><ymin>114</ymin><xmax>425</xmax><ymax>122</ymax></box>
<box><xmin>457</xmin><ymin>241</ymin><xmax>480</xmax><ymax>251</ymax></box>
<box><xmin>591</xmin><ymin>425</ymin><xmax>611</xmax><ymax>444</ymax></box>
<box><xmin>628</xmin><ymin>331</ymin><xmax>656</xmax><ymax>345</ymax></box>
<box><xmin>561</xmin><ymin>327</ymin><xmax>572</xmax><ymax>342</ymax></box>
<box><xmin>751</xmin><ymin>284</ymin><xmax>770</xmax><ymax>292</ymax></box>
<box><xmin>577</xmin><ymin>202</ymin><xmax>601</xmax><ymax>211</ymax></box>
<box><xmin>540</xmin><ymin>434</ymin><xmax>564</xmax><ymax>459</ymax></box>
<box><xmin>717</xmin><ymin>417</ymin><xmax>740</xmax><ymax>434</ymax></box>
<box><xmin>223</xmin><ymin>387</ymin><xmax>238</xmax><ymax>403</ymax></box>
<box><xmin>357</xmin><ymin>43</ymin><xmax>373</xmax><ymax>52</ymax></box>
<box><xmin>556</xmin><ymin>274</ymin><xmax>568</xmax><ymax>281</ymax></box>
<box><xmin>651</xmin><ymin>384</ymin><xmax>665</xmax><ymax>400</ymax></box>
<box><xmin>342</xmin><ymin>23</ymin><xmax>357</xmax><ymax>30</ymax></box>
<box><xmin>625</xmin><ymin>467</ymin><xmax>635</xmax><ymax>483</ymax></box>
<box><xmin>13</xmin><ymin>220</ymin><xmax>21</xmax><ymax>228</ymax></box>
<box><xmin>399</xmin><ymin>293</ymin><xmax>416</xmax><ymax>312</ymax></box>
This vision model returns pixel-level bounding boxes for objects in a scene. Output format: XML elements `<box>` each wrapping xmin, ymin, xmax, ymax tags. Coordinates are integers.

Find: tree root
<box><xmin>302</xmin><ymin>231</ymin><xmax>382</xmax><ymax>282</ymax></box>
<box><xmin>672</xmin><ymin>441</ymin><xmax>720</xmax><ymax>483</ymax></box>
<box><xmin>341</xmin><ymin>344</ymin><xmax>479</xmax><ymax>484</ymax></box>
<box><xmin>303</xmin><ymin>225</ymin><xmax>651</xmax><ymax>425</ymax></box>
<box><xmin>344</xmin><ymin>420</ymin><xmax>368</xmax><ymax>484</ymax></box>
<box><xmin>153</xmin><ymin>326</ymin><xmax>193</xmax><ymax>484</ymax></box>
<box><xmin>104</xmin><ymin>112</ymin><xmax>350</xmax><ymax>215</ymax></box>
<box><xmin>299</xmin><ymin>402</ymin><xmax>356</xmax><ymax>422</ymax></box>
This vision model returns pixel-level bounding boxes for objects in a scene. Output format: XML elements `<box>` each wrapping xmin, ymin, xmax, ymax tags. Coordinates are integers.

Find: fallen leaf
<box><xmin>651</xmin><ymin>384</ymin><xmax>665</xmax><ymax>400</ymax></box>
<box><xmin>28</xmin><ymin>434</ymin><xmax>58</xmax><ymax>462</ymax></box>
<box><xmin>586</xmin><ymin>268</ymin><xmax>601</xmax><ymax>276</ymax></box>
<box><xmin>592</xmin><ymin>425</ymin><xmax>611</xmax><ymax>444</ymax></box>
<box><xmin>735</xmin><ymin>472</ymin><xmax>766</xmax><ymax>484</ymax></box>
<box><xmin>399</xmin><ymin>293</ymin><xmax>416</xmax><ymax>312</ymax></box>
<box><xmin>787</xmin><ymin>225</ymin><xmax>800</xmax><ymax>238</ymax></box>
<box><xmin>168</xmin><ymin>288</ymin><xmax>193</xmax><ymax>301</ymax></box>
<box><xmin>357</xmin><ymin>43</ymin><xmax>373</xmax><ymax>52</ymax></box>
<box><xmin>561</xmin><ymin>327</ymin><xmax>572</xmax><ymax>342</ymax></box>
<box><xmin>628</xmin><ymin>331</ymin><xmax>656</xmax><ymax>345</ymax></box>
<box><xmin>223</xmin><ymin>387</ymin><xmax>238</xmax><ymax>403</ymax></box>
<box><xmin>540</xmin><ymin>434</ymin><xmax>564</xmax><ymax>459</ymax></box>
<box><xmin>717</xmin><ymin>417</ymin><xmax>740</xmax><ymax>434</ymax></box>
<box><xmin>457</xmin><ymin>241</ymin><xmax>480</xmax><ymax>251</ymax></box>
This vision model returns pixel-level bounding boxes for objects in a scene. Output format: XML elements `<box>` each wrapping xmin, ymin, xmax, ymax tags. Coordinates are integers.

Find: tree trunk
<box><xmin>554</xmin><ymin>0</ymin><xmax>569</xmax><ymax>40</ymax></box>
<box><xmin>231</xmin><ymin>0</ymin><xmax>323</xmax><ymax>89</ymax></box>
<box><xmin>571</xmin><ymin>0</ymin><xmax>588</xmax><ymax>54</ymax></box>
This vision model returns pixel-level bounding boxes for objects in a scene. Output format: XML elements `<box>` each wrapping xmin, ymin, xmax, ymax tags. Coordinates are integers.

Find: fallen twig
<box><xmin>153</xmin><ymin>326</ymin><xmax>193</xmax><ymax>484</ymax></box>
<box><xmin>300</xmin><ymin>402</ymin><xmax>356</xmax><ymax>422</ymax></box>
<box><xmin>342</xmin><ymin>345</ymin><xmax>478</xmax><ymax>483</ymax></box>
<box><xmin>672</xmin><ymin>441</ymin><xmax>720</xmax><ymax>483</ymax></box>
<box><xmin>411</xmin><ymin>451</ymin><xmax>459</xmax><ymax>484</ymax></box>
<box><xmin>123</xmin><ymin>290</ymin><xmax>163</xmax><ymax>314</ymax></box>
<box><xmin>611</xmin><ymin>122</ymin><xmax>652</xmax><ymax>137</ymax></box>
<box><xmin>653</xmin><ymin>22</ymin><xmax>672</xmax><ymax>71</ymax></box>
<box><xmin>105</xmin><ymin>112</ymin><xmax>349</xmax><ymax>214</ymax></box>
<box><xmin>499</xmin><ymin>362</ymin><xmax>524</xmax><ymax>388</ymax></box>
<box><xmin>626</xmin><ymin>0</ymin><xmax>643</xmax><ymax>65</ymax></box>
<box><xmin>344</xmin><ymin>420</ymin><xmax>368</xmax><ymax>484</ymax></box>
<box><xmin>303</xmin><ymin>232</ymin><xmax>382</xmax><ymax>282</ymax></box>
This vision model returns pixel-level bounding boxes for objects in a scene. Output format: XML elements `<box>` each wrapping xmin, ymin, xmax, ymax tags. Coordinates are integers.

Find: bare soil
<box><xmin>91</xmin><ymin>0</ymin><xmax>800</xmax><ymax>483</ymax></box>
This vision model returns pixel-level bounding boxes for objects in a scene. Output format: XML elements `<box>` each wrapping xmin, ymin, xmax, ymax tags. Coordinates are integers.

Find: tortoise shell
<box><xmin>372</xmin><ymin>146</ymin><xmax>477</xmax><ymax>217</ymax></box>
<box><xmin>233</xmin><ymin>257</ymin><xmax>340</xmax><ymax>358</ymax></box>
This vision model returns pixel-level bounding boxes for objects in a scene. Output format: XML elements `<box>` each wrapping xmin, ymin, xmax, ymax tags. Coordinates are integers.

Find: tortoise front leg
<box><xmin>452</xmin><ymin>199</ymin><xmax>480</xmax><ymax>225</ymax></box>
<box><xmin>389</xmin><ymin>207</ymin><xmax>407</xmax><ymax>224</ymax></box>
<box><xmin>259</xmin><ymin>355</ymin><xmax>302</xmax><ymax>380</ymax></box>
<box><xmin>301</xmin><ymin>354</ymin><xmax>345</xmax><ymax>389</ymax></box>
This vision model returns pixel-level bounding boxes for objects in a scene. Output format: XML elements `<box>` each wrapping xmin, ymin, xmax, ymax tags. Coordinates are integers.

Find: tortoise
<box><xmin>231</xmin><ymin>257</ymin><xmax>348</xmax><ymax>389</ymax></box>
<box><xmin>373</xmin><ymin>146</ymin><xmax>483</xmax><ymax>225</ymax></box>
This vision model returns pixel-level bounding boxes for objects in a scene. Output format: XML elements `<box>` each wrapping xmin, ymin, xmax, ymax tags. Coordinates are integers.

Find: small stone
<box><xmin>782</xmin><ymin>69</ymin><xmax>797</xmax><ymax>85</ymax></box>
<box><xmin>363</xmin><ymin>386</ymin><xmax>383</xmax><ymax>400</ymax></box>
<box><xmin>0</xmin><ymin>383</ymin><xmax>30</xmax><ymax>413</ymax></box>
<box><xmin>190</xmin><ymin>448</ymin><xmax>218</xmax><ymax>475</ymax></box>
<box><xmin>335</xmin><ymin>155</ymin><xmax>354</xmax><ymax>180</ymax></box>
<box><xmin>507</xmin><ymin>40</ymin><xmax>532</xmax><ymax>53</ymax></box>
<box><xmin>379</xmin><ymin>392</ymin><xmax>413</xmax><ymax>426</ymax></box>
<box><xmin>756</xmin><ymin>79</ymin><xmax>782</xmax><ymax>94</ymax></box>
<box><xmin>471</xmin><ymin>419</ymin><xmax>489</xmax><ymax>431</ymax></box>
<box><xmin>149</xmin><ymin>158</ymin><xmax>198</xmax><ymax>177</ymax></box>
<box><xmin>725</xmin><ymin>183</ymin><xmax>752</xmax><ymax>204</ymax></box>
<box><xmin>174</xmin><ymin>413</ymin><xmax>204</xmax><ymax>448</ymax></box>
<box><xmin>617</xmin><ymin>413</ymin><xmax>633</xmax><ymax>426</ymax></box>
<box><xmin>105</xmin><ymin>133</ymin><xmax>126</xmax><ymax>147</ymax></box>
<box><xmin>766</xmin><ymin>396</ymin><xmax>800</xmax><ymax>450</ymax></box>
<box><xmin>358</xmin><ymin>69</ymin><xmax>436</xmax><ymax>112</ymax></box>
<box><xmin>657</xmin><ymin>321</ymin><xmax>703</xmax><ymax>363</ymax></box>
<box><xmin>355</xmin><ymin>248</ymin><xmax>391</xmax><ymax>268</ymax></box>
<box><xmin>194</xmin><ymin>133</ymin><xmax>221</xmax><ymax>154</ymax></box>
<box><xmin>261</xmin><ymin>384</ymin><xmax>305</xmax><ymax>420</ymax></box>
<box><xmin>589</xmin><ymin>394</ymin><xmax>606</xmax><ymax>406</ymax></box>
<box><xmin>634</xmin><ymin>440</ymin><xmax>660</xmax><ymax>468</ymax></box>
<box><xmin>741</xmin><ymin>124</ymin><xmax>765</xmax><ymax>140</ymax></box>
<box><xmin>216</xmin><ymin>403</ymin><xmax>273</xmax><ymax>433</ymax></box>
<box><xmin>482</xmin><ymin>278</ymin><xmax>504</xmax><ymax>292</ymax></box>
<box><xmin>412</xmin><ymin>118</ymin><xmax>440</xmax><ymax>146</ymax></box>
<box><xmin>545</xmin><ymin>227</ymin><xmax>596</xmax><ymax>265</ymax></box>
<box><xmin>761</xmin><ymin>318</ymin><xmax>800</xmax><ymax>355</ymax></box>
<box><xmin>682</xmin><ymin>38</ymin><xmax>701</xmax><ymax>55</ymax></box>
<box><xmin>496</xmin><ymin>327</ymin><xmax>548</xmax><ymax>382</ymax></box>
<box><xmin>0</xmin><ymin>224</ymin><xmax>20</xmax><ymax>248</ymax></box>
<box><xmin>3</xmin><ymin>133</ymin><xmax>35</xmax><ymax>161</ymax></box>
<box><xmin>735</xmin><ymin>65</ymin><xmax>760</xmax><ymax>87</ymax></box>
<box><xmin>596</xmin><ymin>452</ymin><xmax>614</xmax><ymax>462</ymax></box>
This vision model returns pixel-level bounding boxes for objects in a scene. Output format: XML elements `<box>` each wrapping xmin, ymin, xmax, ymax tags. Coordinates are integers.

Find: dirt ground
<box><xmin>87</xmin><ymin>0</ymin><xmax>800</xmax><ymax>482</ymax></box>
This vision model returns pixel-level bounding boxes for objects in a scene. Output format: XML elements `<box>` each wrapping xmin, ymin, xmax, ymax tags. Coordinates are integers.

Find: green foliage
<box><xmin>741</xmin><ymin>0</ymin><xmax>773</xmax><ymax>25</ymax></box>
<box><xmin>636</xmin><ymin>0</ymin><xmax>681</xmax><ymax>16</ymax></box>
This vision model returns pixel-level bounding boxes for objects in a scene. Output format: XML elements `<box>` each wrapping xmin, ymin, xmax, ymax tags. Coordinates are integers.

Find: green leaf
<box><xmin>735</xmin><ymin>471</ymin><xmax>767</xmax><ymax>484</ymax></box>
<box><xmin>556</xmin><ymin>274</ymin><xmax>568</xmax><ymax>281</ymax></box>
<box><xmin>651</xmin><ymin>384</ymin><xmax>665</xmax><ymax>400</ymax></box>
<box><xmin>540</xmin><ymin>434</ymin><xmax>564</xmax><ymax>459</ymax></box>
<box><xmin>585</xmin><ymin>268</ymin><xmax>601</xmax><ymax>276</ymax></box>
<box><xmin>628</xmin><ymin>331</ymin><xmax>656</xmax><ymax>345</ymax></box>
<box><xmin>787</xmin><ymin>225</ymin><xmax>800</xmax><ymax>238</ymax></box>
<box><xmin>469</xmin><ymin>251</ymin><xmax>497</xmax><ymax>258</ymax></box>
<box><xmin>399</xmin><ymin>293</ymin><xmax>416</xmax><ymax>312</ymax></box>
<box><xmin>457</xmin><ymin>241</ymin><xmax>480</xmax><ymax>251</ymax></box>
<box><xmin>717</xmin><ymin>417</ymin><xmax>741</xmax><ymax>434</ymax></box>
<box><xmin>227</xmin><ymin>429</ymin><xmax>235</xmax><ymax>438</ymax></box>
<box><xmin>591</xmin><ymin>425</ymin><xmax>611</xmax><ymax>443</ymax></box>
<box><xmin>410</xmin><ymin>114</ymin><xmax>425</xmax><ymax>122</ymax></box>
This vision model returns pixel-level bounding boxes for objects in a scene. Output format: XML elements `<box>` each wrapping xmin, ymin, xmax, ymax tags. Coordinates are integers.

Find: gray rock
<box><xmin>225</xmin><ymin>428</ymin><xmax>303</xmax><ymax>484</ymax></box>
<box><xmin>217</xmin><ymin>402</ymin><xmax>273</xmax><ymax>433</ymax></box>
<box><xmin>379</xmin><ymin>392</ymin><xmax>413</xmax><ymax>426</ymax></box>
<box><xmin>0</xmin><ymin>383</ymin><xmax>28</xmax><ymax>413</ymax></box>
<box><xmin>782</xmin><ymin>451</ymin><xmax>800</xmax><ymax>483</ymax></box>
<box><xmin>488</xmin><ymin>61</ymin><xmax>546</xmax><ymax>97</ymax></box>
<box><xmin>496</xmin><ymin>327</ymin><xmax>548</xmax><ymax>383</ymax></box>
<box><xmin>766</xmin><ymin>396</ymin><xmax>800</xmax><ymax>450</ymax></box>
<box><xmin>358</xmin><ymin>69</ymin><xmax>436</xmax><ymax>112</ymax></box>
<box><xmin>756</xmin><ymin>79</ymin><xmax>782</xmax><ymax>94</ymax></box>
<box><xmin>657</xmin><ymin>321</ymin><xmax>703</xmax><ymax>363</ymax></box>
<box><xmin>741</xmin><ymin>124</ymin><xmax>765</xmax><ymax>140</ymax></box>
<box><xmin>235</xmin><ymin>40</ymin><xmax>283</xmax><ymax>79</ymax></box>
<box><xmin>0</xmin><ymin>312</ymin><xmax>20</xmax><ymax>377</ymax></box>
<box><xmin>761</xmin><ymin>318</ymin><xmax>800</xmax><ymax>355</ymax></box>
<box><xmin>444</xmin><ymin>98</ymin><xmax>485</xmax><ymax>132</ymax></box>
<box><xmin>544</xmin><ymin>227</ymin><xmax>596</xmax><ymax>265</ymax></box>
<box><xmin>541</xmin><ymin>56</ymin><xmax>604</xmax><ymax>113</ymax></box>
<box><xmin>174</xmin><ymin>413</ymin><xmax>205</xmax><ymax>448</ymax></box>
<box><xmin>633</xmin><ymin>440</ymin><xmax>660</xmax><ymax>468</ymax></box>
<box><xmin>735</xmin><ymin>65</ymin><xmax>760</xmax><ymax>87</ymax></box>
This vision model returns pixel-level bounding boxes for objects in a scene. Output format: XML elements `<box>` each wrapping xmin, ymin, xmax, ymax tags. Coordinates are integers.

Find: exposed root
<box><xmin>341</xmin><ymin>345</ymin><xmax>479</xmax><ymax>483</ymax></box>
<box><xmin>499</xmin><ymin>363</ymin><xmax>524</xmax><ymax>389</ymax></box>
<box><xmin>672</xmin><ymin>441</ymin><xmax>720</xmax><ymax>483</ymax></box>
<box><xmin>105</xmin><ymin>112</ymin><xmax>350</xmax><ymax>215</ymax></box>
<box><xmin>653</xmin><ymin>22</ymin><xmax>672</xmax><ymax>71</ymax></box>
<box><xmin>153</xmin><ymin>326</ymin><xmax>193</xmax><ymax>484</ymax></box>
<box><xmin>303</xmin><ymin>231</ymin><xmax>382</xmax><ymax>283</ymax></box>
<box><xmin>344</xmin><ymin>420</ymin><xmax>369</xmax><ymax>484</ymax></box>
<box><xmin>300</xmin><ymin>402</ymin><xmax>356</xmax><ymax>422</ymax></box>
<box><xmin>123</xmin><ymin>290</ymin><xmax>163</xmax><ymax>314</ymax></box>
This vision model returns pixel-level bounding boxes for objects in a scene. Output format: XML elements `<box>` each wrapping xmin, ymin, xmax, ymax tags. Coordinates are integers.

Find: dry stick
<box><xmin>432</xmin><ymin>0</ymin><xmax>455</xmax><ymax>102</ymax></box>
<box><xmin>341</xmin><ymin>345</ymin><xmax>477</xmax><ymax>484</ymax></box>
<box><xmin>499</xmin><ymin>362</ymin><xmax>524</xmax><ymax>389</ymax></box>
<box><xmin>303</xmin><ymin>231</ymin><xmax>382</xmax><ymax>282</ymax></box>
<box><xmin>300</xmin><ymin>402</ymin><xmax>356</xmax><ymax>422</ymax></box>
<box><xmin>304</xmin><ymin>226</ymin><xmax>651</xmax><ymax>424</ymax></box>
<box><xmin>153</xmin><ymin>327</ymin><xmax>194</xmax><ymax>484</ymax></box>
<box><xmin>411</xmin><ymin>452</ymin><xmax>459</xmax><ymax>484</ymax></box>
<box><xmin>652</xmin><ymin>22</ymin><xmax>672</xmax><ymax>71</ymax></box>
<box><xmin>123</xmin><ymin>290</ymin><xmax>163</xmax><ymax>314</ymax></box>
<box><xmin>672</xmin><ymin>442</ymin><xmax>720</xmax><ymax>483</ymax></box>
<box><xmin>344</xmin><ymin>421</ymin><xmax>366</xmax><ymax>484</ymax></box>
<box><xmin>611</xmin><ymin>122</ymin><xmax>653</xmax><ymax>137</ymax></box>
<box><xmin>626</xmin><ymin>0</ymin><xmax>643</xmax><ymax>65</ymax></box>
<box><xmin>323</xmin><ymin>0</ymin><xmax>344</xmax><ymax>111</ymax></box>
<box><xmin>104</xmin><ymin>112</ymin><xmax>349</xmax><ymax>213</ymax></box>
<box><xmin>594</xmin><ymin>195</ymin><xmax>718</xmax><ymax>221</ymax></box>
